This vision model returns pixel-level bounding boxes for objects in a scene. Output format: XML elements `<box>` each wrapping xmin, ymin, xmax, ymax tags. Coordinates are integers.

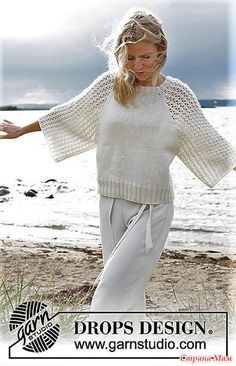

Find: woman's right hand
<box><xmin>0</xmin><ymin>119</ymin><xmax>23</xmax><ymax>139</ymax></box>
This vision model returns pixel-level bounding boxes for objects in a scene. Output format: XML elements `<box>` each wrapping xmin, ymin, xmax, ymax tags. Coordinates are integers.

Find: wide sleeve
<box><xmin>38</xmin><ymin>71</ymin><xmax>113</xmax><ymax>162</ymax></box>
<box><xmin>175</xmin><ymin>82</ymin><xmax>236</xmax><ymax>188</ymax></box>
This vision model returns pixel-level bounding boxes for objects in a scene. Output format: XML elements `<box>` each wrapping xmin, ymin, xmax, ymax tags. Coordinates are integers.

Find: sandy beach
<box><xmin>1</xmin><ymin>239</ymin><xmax>235</xmax><ymax>315</ymax></box>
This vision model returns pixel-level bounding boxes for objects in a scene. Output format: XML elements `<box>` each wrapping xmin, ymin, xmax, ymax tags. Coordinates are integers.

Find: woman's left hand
<box><xmin>0</xmin><ymin>120</ymin><xmax>22</xmax><ymax>139</ymax></box>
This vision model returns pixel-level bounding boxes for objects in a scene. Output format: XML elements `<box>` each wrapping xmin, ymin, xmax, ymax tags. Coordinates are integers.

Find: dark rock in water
<box><xmin>57</xmin><ymin>185</ymin><xmax>69</xmax><ymax>192</ymax></box>
<box><xmin>46</xmin><ymin>194</ymin><xmax>54</xmax><ymax>199</ymax></box>
<box><xmin>0</xmin><ymin>188</ymin><xmax>10</xmax><ymax>196</ymax></box>
<box><xmin>24</xmin><ymin>189</ymin><xmax>38</xmax><ymax>197</ymax></box>
<box><xmin>0</xmin><ymin>197</ymin><xmax>10</xmax><ymax>203</ymax></box>
<box><xmin>44</xmin><ymin>179</ymin><xmax>57</xmax><ymax>183</ymax></box>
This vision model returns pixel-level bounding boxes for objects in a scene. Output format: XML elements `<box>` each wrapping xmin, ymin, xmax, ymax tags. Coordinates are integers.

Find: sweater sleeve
<box><xmin>38</xmin><ymin>71</ymin><xmax>113</xmax><ymax>162</ymax></box>
<box><xmin>175</xmin><ymin>82</ymin><xmax>236</xmax><ymax>188</ymax></box>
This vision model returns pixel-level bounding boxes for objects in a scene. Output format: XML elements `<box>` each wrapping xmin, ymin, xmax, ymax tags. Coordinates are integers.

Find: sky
<box><xmin>0</xmin><ymin>0</ymin><xmax>235</xmax><ymax>105</ymax></box>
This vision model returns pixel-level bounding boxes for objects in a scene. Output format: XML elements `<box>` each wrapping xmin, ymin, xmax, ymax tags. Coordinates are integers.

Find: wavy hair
<box><xmin>100</xmin><ymin>8</ymin><xmax>168</xmax><ymax>105</ymax></box>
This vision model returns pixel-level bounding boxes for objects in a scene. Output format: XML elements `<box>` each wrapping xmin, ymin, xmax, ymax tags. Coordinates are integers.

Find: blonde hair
<box><xmin>100</xmin><ymin>8</ymin><xmax>168</xmax><ymax>105</ymax></box>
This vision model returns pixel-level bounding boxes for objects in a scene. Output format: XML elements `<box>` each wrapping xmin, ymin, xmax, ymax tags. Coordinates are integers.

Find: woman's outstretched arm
<box><xmin>0</xmin><ymin>119</ymin><xmax>41</xmax><ymax>139</ymax></box>
<box><xmin>0</xmin><ymin>72</ymin><xmax>113</xmax><ymax>161</ymax></box>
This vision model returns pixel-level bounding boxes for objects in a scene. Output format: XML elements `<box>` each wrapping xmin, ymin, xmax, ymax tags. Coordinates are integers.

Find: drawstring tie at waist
<box><xmin>121</xmin><ymin>203</ymin><xmax>154</xmax><ymax>255</ymax></box>
<box><xmin>145</xmin><ymin>204</ymin><xmax>154</xmax><ymax>254</ymax></box>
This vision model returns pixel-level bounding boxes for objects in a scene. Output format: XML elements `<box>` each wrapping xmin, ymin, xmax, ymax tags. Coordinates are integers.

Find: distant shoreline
<box><xmin>0</xmin><ymin>104</ymin><xmax>57</xmax><ymax>111</ymax></box>
<box><xmin>1</xmin><ymin>100</ymin><xmax>236</xmax><ymax>110</ymax></box>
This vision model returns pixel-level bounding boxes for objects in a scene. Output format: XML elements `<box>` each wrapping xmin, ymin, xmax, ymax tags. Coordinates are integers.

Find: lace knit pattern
<box><xmin>38</xmin><ymin>72</ymin><xmax>236</xmax><ymax>203</ymax></box>
<box><xmin>162</xmin><ymin>78</ymin><xmax>236</xmax><ymax>187</ymax></box>
<box><xmin>39</xmin><ymin>71</ymin><xmax>113</xmax><ymax>162</ymax></box>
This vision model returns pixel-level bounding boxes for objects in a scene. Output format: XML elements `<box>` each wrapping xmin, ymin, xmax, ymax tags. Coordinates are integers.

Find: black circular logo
<box><xmin>9</xmin><ymin>301</ymin><xmax>60</xmax><ymax>353</ymax></box>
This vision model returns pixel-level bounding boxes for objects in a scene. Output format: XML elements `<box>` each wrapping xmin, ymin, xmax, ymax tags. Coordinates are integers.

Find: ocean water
<box><xmin>0</xmin><ymin>108</ymin><xmax>235</xmax><ymax>253</ymax></box>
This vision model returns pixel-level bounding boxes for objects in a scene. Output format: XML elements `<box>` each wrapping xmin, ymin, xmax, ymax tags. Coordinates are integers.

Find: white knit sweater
<box><xmin>38</xmin><ymin>71</ymin><xmax>236</xmax><ymax>204</ymax></box>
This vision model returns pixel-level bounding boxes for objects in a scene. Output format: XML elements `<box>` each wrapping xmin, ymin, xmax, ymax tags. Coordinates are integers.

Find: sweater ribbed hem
<box><xmin>97</xmin><ymin>178</ymin><xmax>174</xmax><ymax>204</ymax></box>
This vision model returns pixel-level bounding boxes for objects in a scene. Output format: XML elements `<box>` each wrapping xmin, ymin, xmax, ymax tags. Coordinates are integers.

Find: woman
<box><xmin>1</xmin><ymin>8</ymin><xmax>236</xmax><ymax>331</ymax></box>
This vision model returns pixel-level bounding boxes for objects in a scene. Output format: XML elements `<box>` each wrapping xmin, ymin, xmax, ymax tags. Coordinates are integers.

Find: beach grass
<box><xmin>0</xmin><ymin>264</ymin><xmax>94</xmax><ymax>338</ymax></box>
<box><xmin>1</xmin><ymin>245</ymin><xmax>236</xmax><ymax>340</ymax></box>
<box><xmin>1</xmin><ymin>264</ymin><xmax>235</xmax><ymax>339</ymax></box>
<box><xmin>166</xmin><ymin>279</ymin><xmax>236</xmax><ymax>335</ymax></box>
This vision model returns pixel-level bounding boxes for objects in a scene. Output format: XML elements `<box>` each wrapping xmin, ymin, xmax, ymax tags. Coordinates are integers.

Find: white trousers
<box><xmin>88</xmin><ymin>195</ymin><xmax>174</xmax><ymax>326</ymax></box>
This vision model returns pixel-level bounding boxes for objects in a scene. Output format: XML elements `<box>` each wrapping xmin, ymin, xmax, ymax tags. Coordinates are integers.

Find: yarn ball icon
<box><xmin>9</xmin><ymin>301</ymin><xmax>60</xmax><ymax>353</ymax></box>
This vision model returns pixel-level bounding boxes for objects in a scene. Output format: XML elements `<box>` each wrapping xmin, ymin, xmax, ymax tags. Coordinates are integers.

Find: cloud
<box><xmin>15</xmin><ymin>88</ymin><xmax>61</xmax><ymax>105</ymax></box>
<box><xmin>1</xmin><ymin>0</ymin><xmax>234</xmax><ymax>104</ymax></box>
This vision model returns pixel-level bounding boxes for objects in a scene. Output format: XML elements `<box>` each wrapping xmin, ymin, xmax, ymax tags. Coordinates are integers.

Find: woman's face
<box><xmin>125</xmin><ymin>43</ymin><xmax>160</xmax><ymax>85</ymax></box>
